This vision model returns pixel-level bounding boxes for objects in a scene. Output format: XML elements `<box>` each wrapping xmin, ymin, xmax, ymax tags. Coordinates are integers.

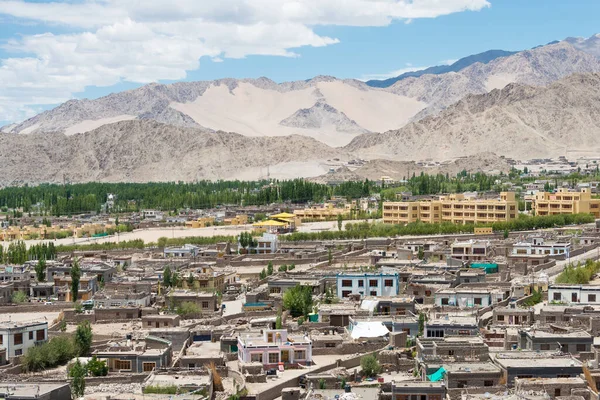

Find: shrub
<box><xmin>360</xmin><ymin>354</ymin><xmax>381</xmax><ymax>377</ymax></box>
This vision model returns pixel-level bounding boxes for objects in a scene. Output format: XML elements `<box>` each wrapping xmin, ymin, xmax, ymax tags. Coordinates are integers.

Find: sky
<box><xmin>0</xmin><ymin>0</ymin><xmax>599</xmax><ymax>126</ymax></box>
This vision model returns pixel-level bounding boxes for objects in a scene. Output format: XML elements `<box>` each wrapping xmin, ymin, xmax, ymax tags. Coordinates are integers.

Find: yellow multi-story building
<box><xmin>383</xmin><ymin>192</ymin><xmax>518</xmax><ymax>225</ymax></box>
<box><xmin>294</xmin><ymin>203</ymin><xmax>350</xmax><ymax>221</ymax></box>
<box><xmin>533</xmin><ymin>188</ymin><xmax>600</xmax><ymax>217</ymax></box>
<box><xmin>185</xmin><ymin>216</ymin><xmax>216</xmax><ymax>229</ymax></box>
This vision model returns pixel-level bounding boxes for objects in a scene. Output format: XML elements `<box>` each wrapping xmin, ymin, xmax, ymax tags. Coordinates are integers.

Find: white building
<box><xmin>434</xmin><ymin>288</ymin><xmax>505</xmax><ymax>308</ymax></box>
<box><xmin>164</xmin><ymin>244</ymin><xmax>200</xmax><ymax>258</ymax></box>
<box><xmin>254</xmin><ymin>233</ymin><xmax>279</xmax><ymax>254</ymax></box>
<box><xmin>0</xmin><ymin>320</ymin><xmax>48</xmax><ymax>358</ymax></box>
<box><xmin>549</xmin><ymin>284</ymin><xmax>600</xmax><ymax>304</ymax></box>
<box><xmin>336</xmin><ymin>273</ymin><xmax>400</xmax><ymax>298</ymax></box>
<box><xmin>450</xmin><ymin>240</ymin><xmax>491</xmax><ymax>262</ymax></box>
<box><xmin>237</xmin><ymin>329</ymin><xmax>312</xmax><ymax>367</ymax></box>
<box><xmin>512</xmin><ymin>237</ymin><xmax>570</xmax><ymax>257</ymax></box>
<box><xmin>142</xmin><ymin>210</ymin><xmax>164</xmax><ymax>220</ymax></box>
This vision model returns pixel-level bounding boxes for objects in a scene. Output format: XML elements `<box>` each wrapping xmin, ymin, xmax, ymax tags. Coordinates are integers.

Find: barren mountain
<box><xmin>5</xmin><ymin>38</ymin><xmax>600</xmax><ymax>146</ymax></box>
<box><xmin>279</xmin><ymin>101</ymin><xmax>369</xmax><ymax>134</ymax></box>
<box><xmin>4</xmin><ymin>76</ymin><xmax>423</xmax><ymax>146</ymax></box>
<box><xmin>566</xmin><ymin>34</ymin><xmax>600</xmax><ymax>59</ymax></box>
<box><xmin>346</xmin><ymin>73</ymin><xmax>600</xmax><ymax>161</ymax></box>
<box><xmin>0</xmin><ymin>120</ymin><xmax>347</xmax><ymax>185</ymax></box>
<box><xmin>389</xmin><ymin>41</ymin><xmax>600</xmax><ymax>119</ymax></box>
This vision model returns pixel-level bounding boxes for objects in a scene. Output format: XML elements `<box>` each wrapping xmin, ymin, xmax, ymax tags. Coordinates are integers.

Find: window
<box><xmin>14</xmin><ymin>349</ymin><xmax>22</xmax><ymax>356</ymax></box>
<box><xmin>384</xmin><ymin>280</ymin><xmax>394</xmax><ymax>287</ymax></box>
<box><xmin>294</xmin><ymin>350</ymin><xmax>306</xmax><ymax>360</ymax></box>
<box><xmin>251</xmin><ymin>353</ymin><xmax>263</xmax><ymax>362</ymax></box>
<box><xmin>148</xmin><ymin>321</ymin><xmax>153</xmax><ymax>326</ymax></box>
<box><xmin>143</xmin><ymin>362</ymin><xmax>156</xmax><ymax>372</ymax></box>
<box><xmin>497</xmin><ymin>315</ymin><xmax>504</xmax><ymax>321</ymax></box>
<box><xmin>342</xmin><ymin>291</ymin><xmax>351</xmax><ymax>298</ymax></box>
<box><xmin>448</xmin><ymin>350</ymin><xmax>454</xmax><ymax>356</ymax></box>
<box><xmin>572</xmin><ymin>293</ymin><xmax>578</xmax><ymax>302</ymax></box>
<box><xmin>267</xmin><ymin>333</ymin><xmax>274</xmax><ymax>343</ymax></box>
<box><xmin>554</xmin><ymin>389</ymin><xmax>561</xmax><ymax>397</ymax></box>
<box><xmin>457</xmin><ymin>381</ymin><xmax>467</xmax><ymax>388</ymax></box>
<box><xmin>546</xmin><ymin>316</ymin><xmax>556</xmax><ymax>322</ymax></box>
<box><xmin>441</xmin><ymin>298</ymin><xmax>449</xmax><ymax>305</ymax></box>
<box><xmin>540</xmin><ymin>344</ymin><xmax>550</xmax><ymax>350</ymax></box>
<box><xmin>342</xmin><ymin>280</ymin><xmax>352</xmax><ymax>287</ymax></box>
<box><xmin>576</xmin><ymin>344</ymin><xmax>587</xmax><ymax>352</ymax></box>
<box><xmin>474</xmin><ymin>298</ymin><xmax>482</xmax><ymax>305</ymax></box>
<box><xmin>370</xmin><ymin>291</ymin><xmax>377</xmax><ymax>296</ymax></box>
<box><xmin>29</xmin><ymin>331</ymin><xmax>33</xmax><ymax>340</ymax></box>
<box><xmin>268</xmin><ymin>353</ymin><xmax>279</xmax><ymax>363</ymax></box>
<box><xmin>358</xmin><ymin>280</ymin><xmax>364</xmax><ymax>287</ymax></box>
<box><xmin>115</xmin><ymin>360</ymin><xmax>132</xmax><ymax>370</ymax></box>
<box><xmin>36</xmin><ymin>330</ymin><xmax>45</xmax><ymax>341</ymax></box>
<box><xmin>553</xmin><ymin>293</ymin><xmax>561</xmax><ymax>301</ymax></box>
<box><xmin>369</xmin><ymin>280</ymin><xmax>378</xmax><ymax>287</ymax></box>
<box><xmin>14</xmin><ymin>333</ymin><xmax>23</xmax><ymax>345</ymax></box>
<box><xmin>202</xmin><ymin>301</ymin><xmax>209</xmax><ymax>309</ymax></box>
<box><xmin>589</xmin><ymin>294</ymin><xmax>597</xmax><ymax>302</ymax></box>
<box><xmin>0</xmin><ymin>335</ymin><xmax>2</xmax><ymax>345</ymax></box>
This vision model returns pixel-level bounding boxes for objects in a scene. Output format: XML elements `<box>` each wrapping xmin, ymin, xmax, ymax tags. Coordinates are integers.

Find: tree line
<box><xmin>0</xmin><ymin>179</ymin><xmax>376</xmax><ymax>216</ymax></box>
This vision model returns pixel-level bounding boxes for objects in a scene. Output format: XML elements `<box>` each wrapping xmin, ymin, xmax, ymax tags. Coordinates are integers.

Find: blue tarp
<box><xmin>427</xmin><ymin>367</ymin><xmax>447</xmax><ymax>382</ymax></box>
<box><xmin>470</xmin><ymin>263</ymin><xmax>498</xmax><ymax>274</ymax></box>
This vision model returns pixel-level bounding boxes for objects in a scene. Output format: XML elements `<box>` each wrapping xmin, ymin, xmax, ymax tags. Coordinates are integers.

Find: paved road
<box><xmin>547</xmin><ymin>247</ymin><xmax>600</xmax><ymax>283</ymax></box>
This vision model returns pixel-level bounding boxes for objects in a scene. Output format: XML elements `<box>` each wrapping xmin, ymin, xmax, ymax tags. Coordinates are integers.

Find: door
<box><xmin>281</xmin><ymin>350</ymin><xmax>289</xmax><ymax>363</ymax></box>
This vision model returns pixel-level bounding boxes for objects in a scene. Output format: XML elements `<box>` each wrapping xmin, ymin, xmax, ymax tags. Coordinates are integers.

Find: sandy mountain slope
<box><xmin>388</xmin><ymin>41</ymin><xmax>600</xmax><ymax>119</ymax></box>
<box><xmin>346</xmin><ymin>73</ymin><xmax>600</xmax><ymax>161</ymax></box>
<box><xmin>279</xmin><ymin>101</ymin><xmax>369</xmax><ymax>134</ymax></box>
<box><xmin>0</xmin><ymin>120</ymin><xmax>347</xmax><ymax>185</ymax></box>
<box><xmin>566</xmin><ymin>34</ymin><xmax>600</xmax><ymax>59</ymax></box>
<box><xmin>4</xmin><ymin>76</ymin><xmax>424</xmax><ymax>147</ymax></box>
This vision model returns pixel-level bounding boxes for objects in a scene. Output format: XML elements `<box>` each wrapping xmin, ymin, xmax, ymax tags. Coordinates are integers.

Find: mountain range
<box><xmin>2</xmin><ymin>34</ymin><xmax>600</xmax><ymax>184</ymax></box>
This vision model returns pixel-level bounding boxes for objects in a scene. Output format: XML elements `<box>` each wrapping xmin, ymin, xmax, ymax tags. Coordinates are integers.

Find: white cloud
<box><xmin>360</xmin><ymin>65</ymin><xmax>430</xmax><ymax>81</ymax></box>
<box><xmin>0</xmin><ymin>0</ymin><xmax>491</xmax><ymax>123</ymax></box>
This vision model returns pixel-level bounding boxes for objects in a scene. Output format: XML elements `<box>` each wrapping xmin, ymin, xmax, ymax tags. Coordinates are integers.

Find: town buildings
<box><xmin>533</xmin><ymin>188</ymin><xmax>600</xmax><ymax>217</ymax></box>
<box><xmin>383</xmin><ymin>192</ymin><xmax>518</xmax><ymax>225</ymax></box>
<box><xmin>237</xmin><ymin>329</ymin><xmax>312</xmax><ymax>368</ymax></box>
<box><xmin>336</xmin><ymin>272</ymin><xmax>400</xmax><ymax>298</ymax></box>
<box><xmin>0</xmin><ymin>321</ymin><xmax>48</xmax><ymax>359</ymax></box>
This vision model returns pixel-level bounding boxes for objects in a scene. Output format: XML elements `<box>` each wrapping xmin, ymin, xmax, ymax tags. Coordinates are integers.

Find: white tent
<box><xmin>350</xmin><ymin>321</ymin><xmax>389</xmax><ymax>339</ymax></box>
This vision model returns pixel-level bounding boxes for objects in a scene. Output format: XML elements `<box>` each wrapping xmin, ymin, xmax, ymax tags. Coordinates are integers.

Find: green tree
<box><xmin>176</xmin><ymin>301</ymin><xmax>202</xmax><ymax>319</ymax></box>
<box><xmin>163</xmin><ymin>266</ymin><xmax>172</xmax><ymax>287</ymax></box>
<box><xmin>187</xmin><ymin>273</ymin><xmax>195</xmax><ymax>287</ymax></box>
<box><xmin>283</xmin><ymin>285</ymin><xmax>313</xmax><ymax>318</ymax></box>
<box><xmin>360</xmin><ymin>354</ymin><xmax>381</xmax><ymax>377</ymax></box>
<box><xmin>417</xmin><ymin>247</ymin><xmax>424</xmax><ymax>260</ymax></box>
<box><xmin>503</xmin><ymin>229</ymin><xmax>509</xmax><ymax>239</ymax></box>
<box><xmin>86</xmin><ymin>355</ymin><xmax>108</xmax><ymax>376</ymax></box>
<box><xmin>74</xmin><ymin>320</ymin><xmax>93</xmax><ymax>356</ymax></box>
<box><xmin>259</xmin><ymin>269</ymin><xmax>267</xmax><ymax>280</ymax></box>
<box><xmin>35</xmin><ymin>258</ymin><xmax>47</xmax><ymax>282</ymax></box>
<box><xmin>418</xmin><ymin>312</ymin><xmax>427</xmax><ymax>337</ymax></box>
<box><xmin>11</xmin><ymin>290</ymin><xmax>27</xmax><ymax>303</ymax></box>
<box><xmin>69</xmin><ymin>359</ymin><xmax>86</xmax><ymax>398</ymax></box>
<box><xmin>70</xmin><ymin>258</ymin><xmax>81</xmax><ymax>303</ymax></box>
<box><xmin>275</xmin><ymin>310</ymin><xmax>283</xmax><ymax>329</ymax></box>
<box><xmin>278</xmin><ymin>264</ymin><xmax>288</xmax><ymax>272</ymax></box>
<box><xmin>337</xmin><ymin>214</ymin><xmax>343</xmax><ymax>231</ymax></box>
<box><xmin>157</xmin><ymin>236</ymin><xmax>168</xmax><ymax>249</ymax></box>
<box><xmin>267</xmin><ymin>261</ymin><xmax>274</xmax><ymax>276</ymax></box>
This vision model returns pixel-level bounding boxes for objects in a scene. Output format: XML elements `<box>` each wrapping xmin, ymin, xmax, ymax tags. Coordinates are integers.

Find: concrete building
<box><xmin>94</xmin><ymin>335</ymin><xmax>172</xmax><ymax>373</ymax></box>
<box><xmin>383</xmin><ymin>192</ymin><xmax>518</xmax><ymax>225</ymax></box>
<box><xmin>336</xmin><ymin>272</ymin><xmax>400</xmax><ymax>298</ymax></box>
<box><xmin>293</xmin><ymin>204</ymin><xmax>348</xmax><ymax>221</ymax></box>
<box><xmin>388</xmin><ymin>381</ymin><xmax>445</xmax><ymax>400</ymax></box>
<box><xmin>163</xmin><ymin>244</ymin><xmax>200</xmax><ymax>258</ymax></box>
<box><xmin>492</xmin><ymin>304</ymin><xmax>534</xmax><ymax>326</ymax></box>
<box><xmin>533</xmin><ymin>188</ymin><xmax>600</xmax><ymax>217</ymax></box>
<box><xmin>434</xmin><ymin>288</ymin><xmax>505</xmax><ymax>308</ymax></box>
<box><xmin>450</xmin><ymin>240</ymin><xmax>493</xmax><ymax>262</ymax></box>
<box><xmin>237</xmin><ymin>329</ymin><xmax>312</xmax><ymax>368</ymax></box>
<box><xmin>0</xmin><ymin>383</ymin><xmax>71</xmax><ymax>400</ymax></box>
<box><xmin>166</xmin><ymin>290</ymin><xmax>219</xmax><ymax>314</ymax></box>
<box><xmin>268</xmin><ymin>277</ymin><xmax>326</xmax><ymax>296</ymax></box>
<box><xmin>548</xmin><ymin>284</ymin><xmax>600</xmax><ymax>304</ymax></box>
<box><xmin>0</xmin><ymin>320</ymin><xmax>48</xmax><ymax>359</ymax></box>
<box><xmin>512</xmin><ymin>237</ymin><xmax>570</xmax><ymax>258</ymax></box>
<box><xmin>424</xmin><ymin>316</ymin><xmax>479</xmax><ymax>338</ymax></box>
<box><xmin>518</xmin><ymin>329</ymin><xmax>593</xmax><ymax>354</ymax></box>
<box><xmin>253</xmin><ymin>233</ymin><xmax>279</xmax><ymax>254</ymax></box>
<box><xmin>142</xmin><ymin>315</ymin><xmax>181</xmax><ymax>329</ymax></box>
<box><xmin>491</xmin><ymin>352</ymin><xmax>583</xmax><ymax>386</ymax></box>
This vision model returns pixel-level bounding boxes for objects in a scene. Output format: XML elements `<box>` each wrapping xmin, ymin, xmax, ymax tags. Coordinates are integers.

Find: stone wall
<box><xmin>312</xmin><ymin>342</ymin><xmax>386</xmax><ymax>356</ymax></box>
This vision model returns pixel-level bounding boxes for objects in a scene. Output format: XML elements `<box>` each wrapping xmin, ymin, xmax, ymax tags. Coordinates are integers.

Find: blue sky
<box><xmin>1</xmin><ymin>0</ymin><xmax>599</xmax><ymax>125</ymax></box>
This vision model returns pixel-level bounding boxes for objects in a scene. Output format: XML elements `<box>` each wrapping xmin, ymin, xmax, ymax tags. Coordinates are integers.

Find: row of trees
<box><xmin>0</xmin><ymin>179</ymin><xmax>378</xmax><ymax>216</ymax></box>
<box><xmin>555</xmin><ymin>259</ymin><xmax>600</xmax><ymax>285</ymax></box>
<box><xmin>0</xmin><ymin>241</ymin><xmax>57</xmax><ymax>264</ymax></box>
<box><xmin>282</xmin><ymin>213</ymin><xmax>596</xmax><ymax>242</ymax></box>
